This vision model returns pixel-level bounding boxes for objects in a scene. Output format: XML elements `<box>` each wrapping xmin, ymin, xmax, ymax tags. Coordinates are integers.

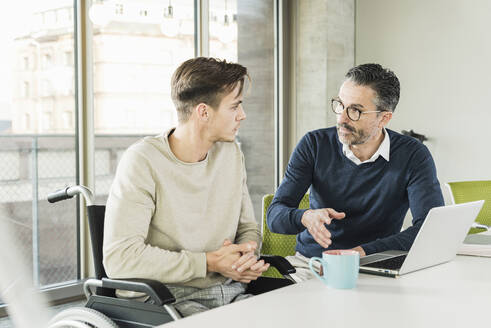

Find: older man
<box><xmin>267</xmin><ymin>63</ymin><xmax>444</xmax><ymax>280</ymax></box>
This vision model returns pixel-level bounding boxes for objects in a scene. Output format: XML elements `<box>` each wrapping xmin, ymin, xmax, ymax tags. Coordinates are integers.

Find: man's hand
<box><xmin>320</xmin><ymin>247</ymin><xmax>366</xmax><ymax>275</ymax></box>
<box><xmin>301</xmin><ymin>208</ymin><xmax>345</xmax><ymax>248</ymax></box>
<box><xmin>352</xmin><ymin>246</ymin><xmax>366</xmax><ymax>257</ymax></box>
<box><xmin>324</xmin><ymin>246</ymin><xmax>366</xmax><ymax>257</ymax></box>
<box><xmin>225</xmin><ymin>240</ymin><xmax>270</xmax><ymax>276</ymax></box>
<box><xmin>206</xmin><ymin>240</ymin><xmax>269</xmax><ymax>283</ymax></box>
<box><xmin>224</xmin><ymin>240</ymin><xmax>270</xmax><ymax>281</ymax></box>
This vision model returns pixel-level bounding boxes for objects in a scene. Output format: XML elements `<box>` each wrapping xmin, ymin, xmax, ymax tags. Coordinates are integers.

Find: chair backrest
<box><xmin>261</xmin><ymin>194</ymin><xmax>309</xmax><ymax>278</ymax></box>
<box><xmin>87</xmin><ymin>205</ymin><xmax>115</xmax><ymax>297</ymax></box>
<box><xmin>446</xmin><ymin>181</ymin><xmax>491</xmax><ymax>235</ymax></box>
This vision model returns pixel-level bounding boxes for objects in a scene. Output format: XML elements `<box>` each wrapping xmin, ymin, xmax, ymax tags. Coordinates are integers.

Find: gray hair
<box><xmin>345</xmin><ymin>63</ymin><xmax>400</xmax><ymax>112</ymax></box>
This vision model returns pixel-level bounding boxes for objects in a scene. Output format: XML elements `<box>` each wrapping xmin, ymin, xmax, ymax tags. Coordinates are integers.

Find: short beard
<box><xmin>336</xmin><ymin>123</ymin><xmax>370</xmax><ymax>146</ymax></box>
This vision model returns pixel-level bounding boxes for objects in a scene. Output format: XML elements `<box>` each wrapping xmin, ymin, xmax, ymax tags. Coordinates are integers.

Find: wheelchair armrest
<box><xmin>259</xmin><ymin>255</ymin><xmax>296</xmax><ymax>275</ymax></box>
<box><xmin>101</xmin><ymin>278</ymin><xmax>175</xmax><ymax>306</ymax></box>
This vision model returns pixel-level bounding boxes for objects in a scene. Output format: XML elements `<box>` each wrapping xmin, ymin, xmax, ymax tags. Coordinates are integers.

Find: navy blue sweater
<box><xmin>267</xmin><ymin>127</ymin><xmax>444</xmax><ymax>257</ymax></box>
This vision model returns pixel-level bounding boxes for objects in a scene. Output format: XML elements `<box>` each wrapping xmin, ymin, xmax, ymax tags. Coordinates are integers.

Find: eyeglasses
<box><xmin>331</xmin><ymin>99</ymin><xmax>385</xmax><ymax>121</ymax></box>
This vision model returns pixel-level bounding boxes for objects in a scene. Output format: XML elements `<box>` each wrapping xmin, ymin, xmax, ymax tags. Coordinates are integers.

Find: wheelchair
<box><xmin>46</xmin><ymin>185</ymin><xmax>296</xmax><ymax>328</ymax></box>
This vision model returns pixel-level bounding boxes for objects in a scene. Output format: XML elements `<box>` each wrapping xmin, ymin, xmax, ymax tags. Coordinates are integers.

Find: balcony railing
<box><xmin>0</xmin><ymin>134</ymin><xmax>145</xmax><ymax>288</ymax></box>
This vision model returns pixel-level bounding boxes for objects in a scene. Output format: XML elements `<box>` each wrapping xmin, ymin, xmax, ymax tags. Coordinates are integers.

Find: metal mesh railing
<box><xmin>0</xmin><ymin>134</ymin><xmax>144</xmax><ymax>289</ymax></box>
<box><xmin>0</xmin><ymin>135</ymin><xmax>77</xmax><ymax>287</ymax></box>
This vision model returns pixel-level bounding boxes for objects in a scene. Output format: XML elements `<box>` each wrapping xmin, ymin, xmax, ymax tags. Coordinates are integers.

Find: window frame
<box><xmin>1</xmin><ymin>0</ymin><xmax>286</xmax><ymax>317</ymax></box>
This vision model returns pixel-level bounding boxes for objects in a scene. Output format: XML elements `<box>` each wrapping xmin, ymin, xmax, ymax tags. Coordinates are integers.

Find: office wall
<box><xmin>356</xmin><ymin>0</ymin><xmax>491</xmax><ymax>205</ymax></box>
<box><xmin>292</xmin><ymin>0</ymin><xmax>355</xmax><ymax>146</ymax></box>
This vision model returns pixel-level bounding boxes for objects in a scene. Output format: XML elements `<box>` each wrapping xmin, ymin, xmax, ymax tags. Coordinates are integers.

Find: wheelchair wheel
<box><xmin>48</xmin><ymin>306</ymin><xmax>118</xmax><ymax>328</ymax></box>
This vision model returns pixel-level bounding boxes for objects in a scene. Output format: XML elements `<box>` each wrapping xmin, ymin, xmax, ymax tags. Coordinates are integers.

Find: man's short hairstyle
<box><xmin>345</xmin><ymin>63</ymin><xmax>400</xmax><ymax>112</ymax></box>
<box><xmin>171</xmin><ymin>57</ymin><xmax>249</xmax><ymax>123</ymax></box>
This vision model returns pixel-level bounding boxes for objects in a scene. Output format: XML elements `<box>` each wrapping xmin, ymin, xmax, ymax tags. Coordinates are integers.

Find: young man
<box><xmin>103</xmin><ymin>57</ymin><xmax>269</xmax><ymax>317</ymax></box>
<box><xmin>267</xmin><ymin>63</ymin><xmax>444</xmax><ymax>281</ymax></box>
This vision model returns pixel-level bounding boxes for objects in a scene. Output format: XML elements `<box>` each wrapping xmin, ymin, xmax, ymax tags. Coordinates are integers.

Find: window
<box><xmin>23</xmin><ymin>56</ymin><xmax>29</xmax><ymax>70</ymax></box>
<box><xmin>42</xmin><ymin>53</ymin><xmax>52</xmax><ymax>69</ymax></box>
<box><xmin>41</xmin><ymin>79</ymin><xmax>51</xmax><ymax>97</ymax></box>
<box><xmin>115</xmin><ymin>3</ymin><xmax>124</xmax><ymax>15</ymax></box>
<box><xmin>22</xmin><ymin>81</ymin><xmax>29</xmax><ymax>98</ymax></box>
<box><xmin>42</xmin><ymin>111</ymin><xmax>52</xmax><ymax>130</ymax></box>
<box><xmin>208</xmin><ymin>0</ymin><xmax>276</xmax><ymax>224</ymax></box>
<box><xmin>64</xmin><ymin>51</ymin><xmax>73</xmax><ymax>66</ymax></box>
<box><xmin>1</xmin><ymin>0</ymin><xmax>280</xmax><ymax>315</ymax></box>
<box><xmin>62</xmin><ymin>110</ymin><xmax>73</xmax><ymax>129</ymax></box>
<box><xmin>0</xmin><ymin>1</ymin><xmax>78</xmax><ymax>309</ymax></box>
<box><xmin>24</xmin><ymin>113</ymin><xmax>31</xmax><ymax>130</ymax></box>
<box><xmin>91</xmin><ymin>0</ymin><xmax>194</xmax><ymax>201</ymax></box>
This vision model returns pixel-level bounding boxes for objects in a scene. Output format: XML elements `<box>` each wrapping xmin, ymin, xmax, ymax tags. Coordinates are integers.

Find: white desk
<box><xmin>161</xmin><ymin>256</ymin><xmax>491</xmax><ymax>328</ymax></box>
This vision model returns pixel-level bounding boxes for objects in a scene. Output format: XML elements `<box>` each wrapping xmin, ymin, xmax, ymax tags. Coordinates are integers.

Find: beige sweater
<box><xmin>103</xmin><ymin>128</ymin><xmax>260</xmax><ymax>289</ymax></box>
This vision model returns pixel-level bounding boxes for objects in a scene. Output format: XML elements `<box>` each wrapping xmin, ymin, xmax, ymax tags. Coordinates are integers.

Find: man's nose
<box><xmin>238</xmin><ymin>106</ymin><xmax>246</xmax><ymax>120</ymax></box>
<box><xmin>336</xmin><ymin>108</ymin><xmax>350</xmax><ymax>124</ymax></box>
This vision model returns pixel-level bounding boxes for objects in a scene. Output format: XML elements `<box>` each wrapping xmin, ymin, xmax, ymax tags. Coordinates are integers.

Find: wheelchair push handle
<box><xmin>47</xmin><ymin>187</ymin><xmax>73</xmax><ymax>203</ymax></box>
<box><xmin>47</xmin><ymin>185</ymin><xmax>95</xmax><ymax>206</ymax></box>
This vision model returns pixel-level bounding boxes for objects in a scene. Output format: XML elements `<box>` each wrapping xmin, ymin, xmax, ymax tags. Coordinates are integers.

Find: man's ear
<box><xmin>195</xmin><ymin>103</ymin><xmax>209</xmax><ymax>121</ymax></box>
<box><xmin>379</xmin><ymin>111</ymin><xmax>393</xmax><ymax>128</ymax></box>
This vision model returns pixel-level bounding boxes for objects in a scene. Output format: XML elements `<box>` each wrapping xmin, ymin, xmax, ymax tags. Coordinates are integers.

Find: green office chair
<box><xmin>446</xmin><ymin>180</ymin><xmax>491</xmax><ymax>234</ymax></box>
<box><xmin>261</xmin><ymin>193</ymin><xmax>309</xmax><ymax>278</ymax></box>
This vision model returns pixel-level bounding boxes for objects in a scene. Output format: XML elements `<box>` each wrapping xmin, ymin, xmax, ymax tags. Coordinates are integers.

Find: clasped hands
<box><xmin>206</xmin><ymin>239</ymin><xmax>270</xmax><ymax>283</ymax></box>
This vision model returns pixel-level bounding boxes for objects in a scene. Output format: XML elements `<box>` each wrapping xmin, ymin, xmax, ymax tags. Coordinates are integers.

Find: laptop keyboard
<box><xmin>362</xmin><ymin>255</ymin><xmax>407</xmax><ymax>270</ymax></box>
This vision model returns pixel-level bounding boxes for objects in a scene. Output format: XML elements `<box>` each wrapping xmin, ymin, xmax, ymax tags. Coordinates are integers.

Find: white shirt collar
<box><xmin>342</xmin><ymin>128</ymin><xmax>390</xmax><ymax>165</ymax></box>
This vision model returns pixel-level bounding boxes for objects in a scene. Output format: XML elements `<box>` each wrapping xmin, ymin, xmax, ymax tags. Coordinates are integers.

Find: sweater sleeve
<box><xmin>234</xmin><ymin>153</ymin><xmax>261</xmax><ymax>253</ymax></box>
<box><xmin>103</xmin><ymin>147</ymin><xmax>207</xmax><ymax>284</ymax></box>
<box><xmin>360</xmin><ymin>145</ymin><xmax>444</xmax><ymax>255</ymax></box>
<box><xmin>267</xmin><ymin>133</ymin><xmax>315</xmax><ymax>234</ymax></box>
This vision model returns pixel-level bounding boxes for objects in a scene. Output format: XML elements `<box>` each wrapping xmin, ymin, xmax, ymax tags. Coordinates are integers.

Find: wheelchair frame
<box><xmin>47</xmin><ymin>185</ymin><xmax>296</xmax><ymax>327</ymax></box>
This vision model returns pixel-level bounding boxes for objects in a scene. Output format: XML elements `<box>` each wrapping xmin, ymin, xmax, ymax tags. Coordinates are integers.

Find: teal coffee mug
<box><xmin>308</xmin><ymin>250</ymin><xmax>360</xmax><ymax>289</ymax></box>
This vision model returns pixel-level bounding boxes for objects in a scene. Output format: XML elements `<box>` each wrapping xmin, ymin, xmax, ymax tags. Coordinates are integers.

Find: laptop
<box><xmin>359</xmin><ymin>200</ymin><xmax>484</xmax><ymax>277</ymax></box>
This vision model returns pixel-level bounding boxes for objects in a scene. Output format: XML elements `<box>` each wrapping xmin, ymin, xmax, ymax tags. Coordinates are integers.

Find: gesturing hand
<box><xmin>301</xmin><ymin>208</ymin><xmax>345</xmax><ymax>248</ymax></box>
